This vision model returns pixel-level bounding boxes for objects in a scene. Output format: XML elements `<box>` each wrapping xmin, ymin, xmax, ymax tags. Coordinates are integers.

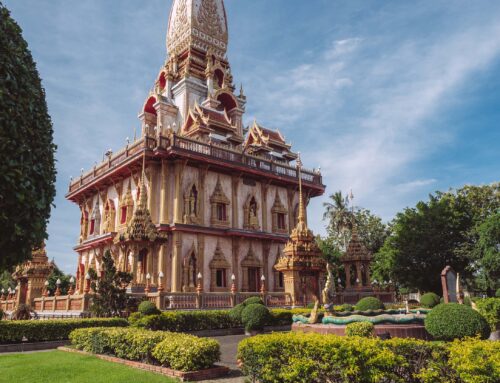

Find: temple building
<box><xmin>65</xmin><ymin>0</ymin><xmax>325</xmax><ymax>299</ymax></box>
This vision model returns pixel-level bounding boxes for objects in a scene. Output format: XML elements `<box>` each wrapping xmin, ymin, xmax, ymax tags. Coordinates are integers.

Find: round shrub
<box><xmin>243</xmin><ymin>297</ymin><xmax>264</xmax><ymax>306</ymax></box>
<box><xmin>345</xmin><ymin>322</ymin><xmax>374</xmax><ymax>337</ymax></box>
<box><xmin>229</xmin><ymin>303</ymin><xmax>245</xmax><ymax>324</ymax></box>
<box><xmin>420</xmin><ymin>292</ymin><xmax>440</xmax><ymax>308</ymax></box>
<box><xmin>138</xmin><ymin>301</ymin><xmax>160</xmax><ymax>316</ymax></box>
<box><xmin>241</xmin><ymin>303</ymin><xmax>271</xmax><ymax>332</ymax></box>
<box><xmin>355</xmin><ymin>297</ymin><xmax>385</xmax><ymax>311</ymax></box>
<box><xmin>425</xmin><ymin>303</ymin><xmax>491</xmax><ymax>341</ymax></box>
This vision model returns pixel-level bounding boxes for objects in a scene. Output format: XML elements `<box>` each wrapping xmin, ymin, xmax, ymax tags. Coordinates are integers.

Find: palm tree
<box><xmin>323</xmin><ymin>191</ymin><xmax>353</xmax><ymax>250</ymax></box>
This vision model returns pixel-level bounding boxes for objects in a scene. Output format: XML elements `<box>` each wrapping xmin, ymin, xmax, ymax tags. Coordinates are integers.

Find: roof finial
<box><xmin>139</xmin><ymin>153</ymin><xmax>148</xmax><ymax>208</ymax></box>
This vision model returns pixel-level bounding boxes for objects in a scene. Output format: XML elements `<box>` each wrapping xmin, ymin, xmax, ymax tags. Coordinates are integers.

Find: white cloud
<box><xmin>396</xmin><ymin>179</ymin><xmax>438</xmax><ymax>193</ymax></box>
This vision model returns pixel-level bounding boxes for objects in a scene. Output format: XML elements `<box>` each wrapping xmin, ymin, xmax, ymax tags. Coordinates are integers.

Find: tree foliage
<box><xmin>0</xmin><ymin>270</ymin><xmax>15</xmax><ymax>291</ymax></box>
<box><xmin>0</xmin><ymin>4</ymin><xmax>57</xmax><ymax>271</ymax></box>
<box><xmin>372</xmin><ymin>183</ymin><xmax>499</xmax><ymax>294</ymax></box>
<box><xmin>46</xmin><ymin>265</ymin><xmax>73</xmax><ymax>296</ymax></box>
<box><xmin>88</xmin><ymin>250</ymin><xmax>132</xmax><ymax>317</ymax></box>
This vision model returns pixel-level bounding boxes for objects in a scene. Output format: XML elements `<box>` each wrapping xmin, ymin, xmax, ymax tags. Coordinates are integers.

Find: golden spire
<box><xmin>296</xmin><ymin>153</ymin><xmax>308</xmax><ymax>232</ymax></box>
<box><xmin>138</xmin><ymin>154</ymin><xmax>148</xmax><ymax>208</ymax></box>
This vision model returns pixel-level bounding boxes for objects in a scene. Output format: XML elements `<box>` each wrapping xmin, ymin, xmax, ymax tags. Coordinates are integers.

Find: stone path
<box><xmin>197</xmin><ymin>334</ymin><xmax>247</xmax><ymax>383</ymax></box>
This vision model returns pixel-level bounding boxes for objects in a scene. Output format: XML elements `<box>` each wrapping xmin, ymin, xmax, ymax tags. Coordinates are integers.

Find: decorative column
<box><xmin>231</xmin><ymin>175</ymin><xmax>240</xmax><ymax>228</ymax></box>
<box><xmin>232</xmin><ymin>237</ymin><xmax>240</xmax><ymax>290</ymax></box>
<box><xmin>199</xmin><ymin>166</ymin><xmax>208</xmax><ymax>226</ymax></box>
<box><xmin>159</xmin><ymin>160</ymin><xmax>169</xmax><ymax>224</ymax></box>
<box><xmin>173</xmin><ymin>160</ymin><xmax>186</xmax><ymax>224</ymax></box>
<box><xmin>261</xmin><ymin>183</ymin><xmax>269</xmax><ymax>232</ymax></box>
<box><xmin>171</xmin><ymin>232</ymin><xmax>182</xmax><ymax>292</ymax></box>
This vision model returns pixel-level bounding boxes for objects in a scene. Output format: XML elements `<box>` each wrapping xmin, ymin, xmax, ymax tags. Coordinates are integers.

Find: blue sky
<box><xmin>4</xmin><ymin>0</ymin><xmax>500</xmax><ymax>273</ymax></box>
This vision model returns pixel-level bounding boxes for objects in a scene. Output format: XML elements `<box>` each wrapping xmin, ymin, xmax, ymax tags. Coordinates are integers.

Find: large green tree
<box><xmin>0</xmin><ymin>4</ymin><xmax>56</xmax><ymax>271</ymax></box>
<box><xmin>323</xmin><ymin>191</ymin><xmax>353</xmax><ymax>250</ymax></box>
<box><xmin>372</xmin><ymin>184</ymin><xmax>499</xmax><ymax>294</ymax></box>
<box><xmin>46</xmin><ymin>265</ymin><xmax>74</xmax><ymax>296</ymax></box>
<box><xmin>473</xmin><ymin>212</ymin><xmax>500</xmax><ymax>294</ymax></box>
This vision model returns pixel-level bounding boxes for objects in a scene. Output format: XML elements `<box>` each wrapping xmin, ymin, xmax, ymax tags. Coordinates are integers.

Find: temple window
<box><xmin>278</xmin><ymin>272</ymin><xmax>284</xmax><ymax>289</ymax></box>
<box><xmin>241</xmin><ymin>245</ymin><xmax>262</xmax><ymax>292</ymax></box>
<box><xmin>120</xmin><ymin>206</ymin><xmax>127</xmax><ymax>224</ymax></box>
<box><xmin>271</xmin><ymin>192</ymin><xmax>287</xmax><ymax>234</ymax></box>
<box><xmin>103</xmin><ymin>199</ymin><xmax>116</xmax><ymax>233</ymax></box>
<box><xmin>89</xmin><ymin>219</ymin><xmax>95</xmax><ymax>235</ymax></box>
<box><xmin>89</xmin><ymin>200</ymin><xmax>101</xmax><ymax>236</ymax></box>
<box><xmin>210</xmin><ymin>177</ymin><xmax>230</xmax><ymax>227</ymax></box>
<box><xmin>209</xmin><ymin>242</ymin><xmax>230</xmax><ymax>292</ymax></box>
<box><xmin>119</xmin><ymin>182</ymin><xmax>134</xmax><ymax>227</ymax></box>
<box><xmin>243</xmin><ymin>195</ymin><xmax>260</xmax><ymax>230</ymax></box>
<box><xmin>216</xmin><ymin>269</ymin><xmax>227</xmax><ymax>288</ymax></box>
<box><xmin>184</xmin><ymin>184</ymin><xmax>200</xmax><ymax>224</ymax></box>
<box><xmin>214</xmin><ymin>69</ymin><xmax>224</xmax><ymax>88</ymax></box>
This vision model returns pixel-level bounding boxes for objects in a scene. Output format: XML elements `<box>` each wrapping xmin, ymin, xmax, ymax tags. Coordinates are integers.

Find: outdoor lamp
<box><xmin>85</xmin><ymin>273</ymin><xmax>91</xmax><ymax>280</ymax></box>
<box><xmin>1</xmin><ymin>288</ymin><xmax>4</xmax><ymax>294</ymax></box>
<box><xmin>56</xmin><ymin>279</ymin><xmax>61</xmax><ymax>286</ymax></box>
<box><xmin>388</xmin><ymin>280</ymin><xmax>392</xmax><ymax>284</ymax></box>
<box><xmin>146</xmin><ymin>273</ymin><xmax>151</xmax><ymax>280</ymax></box>
<box><xmin>231</xmin><ymin>274</ymin><xmax>236</xmax><ymax>281</ymax></box>
<box><xmin>197</xmin><ymin>272</ymin><xmax>202</xmax><ymax>280</ymax></box>
<box><xmin>158</xmin><ymin>271</ymin><xmax>164</xmax><ymax>278</ymax></box>
<box><xmin>261</xmin><ymin>275</ymin><xmax>266</xmax><ymax>281</ymax></box>
<box><xmin>355</xmin><ymin>278</ymin><xmax>360</xmax><ymax>284</ymax></box>
<box><xmin>70</xmin><ymin>276</ymin><xmax>75</xmax><ymax>284</ymax></box>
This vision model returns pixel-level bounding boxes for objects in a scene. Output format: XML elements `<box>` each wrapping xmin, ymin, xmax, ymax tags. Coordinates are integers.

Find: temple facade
<box><xmin>65</xmin><ymin>0</ymin><xmax>325</xmax><ymax>298</ymax></box>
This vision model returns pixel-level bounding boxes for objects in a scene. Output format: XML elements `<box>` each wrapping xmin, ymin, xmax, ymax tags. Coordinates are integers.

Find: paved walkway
<box><xmin>198</xmin><ymin>334</ymin><xmax>247</xmax><ymax>383</ymax></box>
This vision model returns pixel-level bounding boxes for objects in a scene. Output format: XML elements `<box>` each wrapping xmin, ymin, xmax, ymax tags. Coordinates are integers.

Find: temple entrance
<box><xmin>248</xmin><ymin>267</ymin><xmax>260</xmax><ymax>292</ymax></box>
<box><xmin>301</xmin><ymin>272</ymin><xmax>320</xmax><ymax>305</ymax></box>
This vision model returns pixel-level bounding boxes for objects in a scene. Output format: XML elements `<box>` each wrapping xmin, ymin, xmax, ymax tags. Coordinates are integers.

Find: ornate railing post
<box><xmin>196</xmin><ymin>273</ymin><xmax>203</xmax><ymax>309</ymax></box>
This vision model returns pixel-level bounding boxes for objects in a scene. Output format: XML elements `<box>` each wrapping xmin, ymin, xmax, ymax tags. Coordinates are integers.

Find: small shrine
<box><xmin>341</xmin><ymin>225</ymin><xmax>372</xmax><ymax>290</ymax></box>
<box><xmin>11</xmin><ymin>243</ymin><xmax>54</xmax><ymax>307</ymax></box>
<box><xmin>275</xmin><ymin>157</ymin><xmax>326</xmax><ymax>306</ymax></box>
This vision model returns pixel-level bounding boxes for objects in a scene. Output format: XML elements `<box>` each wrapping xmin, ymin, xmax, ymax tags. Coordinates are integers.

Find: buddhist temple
<box><xmin>61</xmin><ymin>0</ymin><xmax>324</xmax><ymax>306</ymax></box>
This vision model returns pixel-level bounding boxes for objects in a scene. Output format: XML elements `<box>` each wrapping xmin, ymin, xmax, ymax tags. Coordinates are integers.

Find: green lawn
<box><xmin>0</xmin><ymin>350</ymin><xmax>178</xmax><ymax>382</ymax></box>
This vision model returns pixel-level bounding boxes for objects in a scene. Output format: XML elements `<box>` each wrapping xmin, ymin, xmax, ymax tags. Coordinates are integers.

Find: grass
<box><xmin>0</xmin><ymin>350</ymin><xmax>178</xmax><ymax>382</ymax></box>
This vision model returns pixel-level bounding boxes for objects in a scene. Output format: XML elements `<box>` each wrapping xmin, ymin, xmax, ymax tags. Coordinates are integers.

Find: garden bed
<box><xmin>59</xmin><ymin>347</ymin><xmax>229</xmax><ymax>382</ymax></box>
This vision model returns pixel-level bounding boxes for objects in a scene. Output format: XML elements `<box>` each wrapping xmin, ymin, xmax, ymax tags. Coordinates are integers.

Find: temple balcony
<box><xmin>66</xmin><ymin>133</ymin><xmax>325</xmax><ymax>202</ymax></box>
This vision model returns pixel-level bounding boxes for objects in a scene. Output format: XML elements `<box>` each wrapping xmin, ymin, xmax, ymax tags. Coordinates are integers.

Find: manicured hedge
<box><xmin>238</xmin><ymin>332</ymin><xmax>499</xmax><ymax>383</ymax></box>
<box><xmin>138</xmin><ymin>301</ymin><xmax>161</xmax><ymax>316</ymax></box>
<box><xmin>241</xmin><ymin>304</ymin><xmax>270</xmax><ymax>332</ymax></box>
<box><xmin>355</xmin><ymin>297</ymin><xmax>385</xmax><ymax>311</ymax></box>
<box><xmin>0</xmin><ymin>318</ymin><xmax>128</xmax><ymax>344</ymax></box>
<box><xmin>69</xmin><ymin>327</ymin><xmax>220</xmax><ymax>372</ymax></box>
<box><xmin>425</xmin><ymin>303</ymin><xmax>490</xmax><ymax>340</ymax></box>
<box><xmin>345</xmin><ymin>322</ymin><xmax>374</xmax><ymax>337</ymax></box>
<box><xmin>130</xmin><ymin>309</ymin><xmax>309</xmax><ymax>332</ymax></box>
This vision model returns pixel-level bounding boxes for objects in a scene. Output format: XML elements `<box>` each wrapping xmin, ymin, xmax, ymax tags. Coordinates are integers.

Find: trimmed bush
<box><xmin>345</xmin><ymin>322</ymin><xmax>374</xmax><ymax>337</ymax></box>
<box><xmin>241</xmin><ymin>304</ymin><xmax>270</xmax><ymax>332</ymax></box>
<box><xmin>243</xmin><ymin>296</ymin><xmax>264</xmax><ymax>306</ymax></box>
<box><xmin>425</xmin><ymin>303</ymin><xmax>490</xmax><ymax>340</ymax></box>
<box><xmin>448</xmin><ymin>336</ymin><xmax>500</xmax><ymax>383</ymax></box>
<box><xmin>70</xmin><ymin>327</ymin><xmax>220</xmax><ymax>372</ymax></box>
<box><xmin>138</xmin><ymin>301</ymin><xmax>160</xmax><ymax>316</ymax></box>
<box><xmin>0</xmin><ymin>318</ymin><xmax>128</xmax><ymax>344</ymax></box>
<box><xmin>228</xmin><ymin>304</ymin><xmax>245</xmax><ymax>325</ymax></box>
<box><xmin>420</xmin><ymin>292</ymin><xmax>440</xmax><ymax>308</ymax></box>
<box><xmin>238</xmin><ymin>332</ymin><xmax>498</xmax><ymax>383</ymax></box>
<box><xmin>474</xmin><ymin>297</ymin><xmax>500</xmax><ymax>332</ymax></box>
<box><xmin>334</xmin><ymin>303</ymin><xmax>354</xmax><ymax>312</ymax></box>
<box><xmin>355</xmin><ymin>297</ymin><xmax>385</xmax><ymax>311</ymax></box>
<box><xmin>153</xmin><ymin>335</ymin><xmax>220</xmax><ymax>371</ymax></box>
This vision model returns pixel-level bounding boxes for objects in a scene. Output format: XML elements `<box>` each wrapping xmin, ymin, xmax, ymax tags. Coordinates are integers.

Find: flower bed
<box><xmin>0</xmin><ymin>318</ymin><xmax>128</xmax><ymax>343</ymax></box>
<box><xmin>69</xmin><ymin>327</ymin><xmax>220</xmax><ymax>372</ymax></box>
<box><xmin>238</xmin><ymin>332</ymin><xmax>500</xmax><ymax>383</ymax></box>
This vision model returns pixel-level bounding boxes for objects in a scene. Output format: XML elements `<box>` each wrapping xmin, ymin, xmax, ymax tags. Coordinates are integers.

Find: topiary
<box><xmin>355</xmin><ymin>297</ymin><xmax>385</xmax><ymax>311</ymax></box>
<box><xmin>345</xmin><ymin>322</ymin><xmax>374</xmax><ymax>337</ymax></box>
<box><xmin>241</xmin><ymin>303</ymin><xmax>271</xmax><ymax>332</ymax></box>
<box><xmin>420</xmin><ymin>292</ymin><xmax>440</xmax><ymax>308</ymax></box>
<box><xmin>138</xmin><ymin>301</ymin><xmax>161</xmax><ymax>316</ymax></box>
<box><xmin>425</xmin><ymin>303</ymin><xmax>491</xmax><ymax>341</ymax></box>
<box><xmin>229</xmin><ymin>303</ymin><xmax>245</xmax><ymax>324</ymax></box>
<box><xmin>243</xmin><ymin>297</ymin><xmax>264</xmax><ymax>306</ymax></box>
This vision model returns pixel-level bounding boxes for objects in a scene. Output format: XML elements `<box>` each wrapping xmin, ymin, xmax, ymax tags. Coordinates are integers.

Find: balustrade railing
<box><xmin>68</xmin><ymin>133</ymin><xmax>323</xmax><ymax>195</ymax></box>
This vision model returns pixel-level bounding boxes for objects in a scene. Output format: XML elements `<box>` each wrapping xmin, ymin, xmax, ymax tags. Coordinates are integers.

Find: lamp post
<box><xmin>231</xmin><ymin>274</ymin><xmax>237</xmax><ymax>294</ymax></box>
<box><xmin>84</xmin><ymin>273</ymin><xmax>91</xmax><ymax>294</ymax></box>
<box><xmin>158</xmin><ymin>271</ymin><xmax>164</xmax><ymax>293</ymax></box>
<box><xmin>68</xmin><ymin>276</ymin><xmax>75</xmax><ymax>295</ymax></box>
<box><xmin>145</xmin><ymin>273</ymin><xmax>151</xmax><ymax>294</ymax></box>
<box><xmin>43</xmin><ymin>281</ymin><xmax>49</xmax><ymax>297</ymax></box>
<box><xmin>260</xmin><ymin>274</ymin><xmax>266</xmax><ymax>295</ymax></box>
<box><xmin>1</xmin><ymin>288</ymin><xmax>5</xmax><ymax>300</ymax></box>
<box><xmin>196</xmin><ymin>272</ymin><xmax>203</xmax><ymax>294</ymax></box>
<box><xmin>55</xmin><ymin>279</ymin><xmax>62</xmax><ymax>296</ymax></box>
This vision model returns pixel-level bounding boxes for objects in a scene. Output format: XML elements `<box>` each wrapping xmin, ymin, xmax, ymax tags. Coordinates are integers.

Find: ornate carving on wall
<box><xmin>243</xmin><ymin>195</ymin><xmax>260</xmax><ymax>230</ymax></box>
<box><xmin>210</xmin><ymin>177</ymin><xmax>230</xmax><ymax>228</ymax></box>
<box><xmin>209</xmin><ymin>241</ymin><xmax>230</xmax><ymax>291</ymax></box>
<box><xmin>119</xmin><ymin>181</ymin><xmax>134</xmax><ymax>228</ymax></box>
<box><xmin>89</xmin><ymin>200</ymin><xmax>101</xmax><ymax>237</ymax></box>
<box><xmin>271</xmin><ymin>191</ymin><xmax>288</xmax><ymax>234</ymax></box>
<box><xmin>183</xmin><ymin>183</ymin><xmax>200</xmax><ymax>224</ymax></box>
<box><xmin>102</xmin><ymin>199</ymin><xmax>116</xmax><ymax>233</ymax></box>
<box><xmin>182</xmin><ymin>244</ymin><xmax>198</xmax><ymax>292</ymax></box>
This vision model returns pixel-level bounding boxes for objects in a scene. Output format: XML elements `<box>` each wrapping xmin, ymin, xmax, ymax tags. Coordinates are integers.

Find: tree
<box><xmin>316</xmin><ymin>235</ymin><xmax>343</xmax><ymax>283</ymax></box>
<box><xmin>473</xmin><ymin>213</ymin><xmax>500</xmax><ymax>295</ymax></box>
<box><xmin>0</xmin><ymin>4</ymin><xmax>57</xmax><ymax>271</ymax></box>
<box><xmin>323</xmin><ymin>191</ymin><xmax>353</xmax><ymax>250</ymax></box>
<box><xmin>88</xmin><ymin>250</ymin><xmax>132</xmax><ymax>317</ymax></box>
<box><xmin>0</xmin><ymin>270</ymin><xmax>15</xmax><ymax>291</ymax></box>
